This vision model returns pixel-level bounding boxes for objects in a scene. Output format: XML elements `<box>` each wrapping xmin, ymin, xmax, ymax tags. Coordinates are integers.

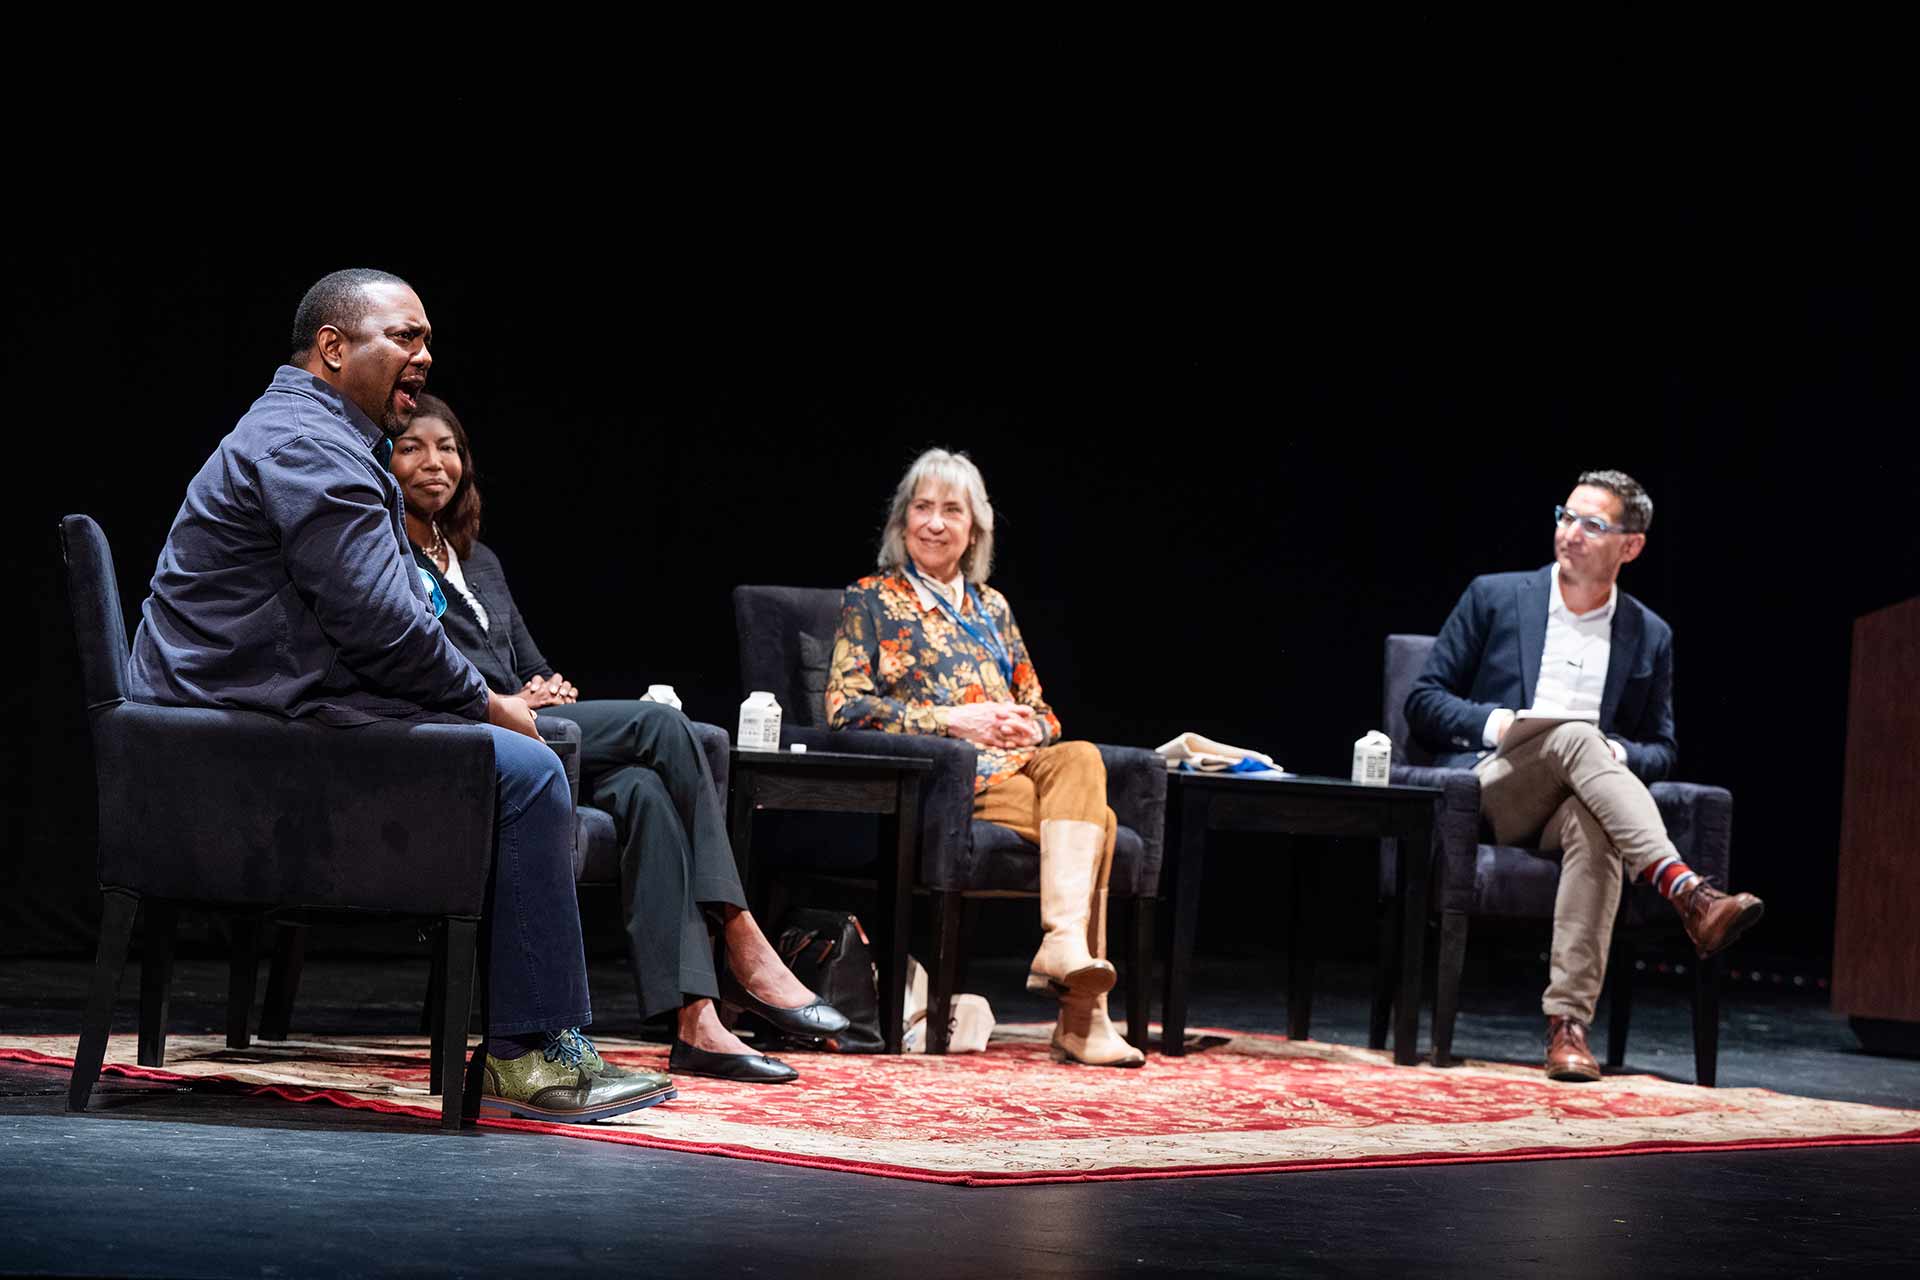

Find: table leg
<box><xmin>727</xmin><ymin>769</ymin><xmax>757</xmax><ymax>906</ymax></box>
<box><xmin>875</xmin><ymin>778</ymin><xmax>918</xmax><ymax>1055</ymax></box>
<box><xmin>1287</xmin><ymin>849</ymin><xmax>1317</xmax><ymax>1041</ymax></box>
<box><xmin>1394</xmin><ymin>808</ymin><xmax>1433</xmax><ymax>1066</ymax></box>
<box><xmin>1162</xmin><ymin>791</ymin><xmax>1208</xmax><ymax>1056</ymax></box>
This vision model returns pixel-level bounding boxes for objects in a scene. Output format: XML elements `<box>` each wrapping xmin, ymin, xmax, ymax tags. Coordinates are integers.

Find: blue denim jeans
<box><xmin>485</xmin><ymin>727</ymin><xmax>591</xmax><ymax>1035</ymax></box>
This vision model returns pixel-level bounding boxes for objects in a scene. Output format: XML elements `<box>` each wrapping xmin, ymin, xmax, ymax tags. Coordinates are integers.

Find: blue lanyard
<box><xmin>906</xmin><ymin>564</ymin><xmax>1016</xmax><ymax>687</ymax></box>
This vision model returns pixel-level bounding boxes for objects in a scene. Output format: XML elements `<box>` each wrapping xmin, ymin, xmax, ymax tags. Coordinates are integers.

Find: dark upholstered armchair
<box><xmin>1374</xmin><ymin>634</ymin><xmax>1734</xmax><ymax>1084</ymax></box>
<box><xmin>60</xmin><ymin>515</ymin><xmax>493</xmax><ymax>1129</ymax></box>
<box><xmin>258</xmin><ymin>710</ymin><xmax>731</xmax><ymax>1064</ymax></box>
<box><xmin>732</xmin><ymin>586</ymin><xmax>1167</xmax><ymax>1051</ymax></box>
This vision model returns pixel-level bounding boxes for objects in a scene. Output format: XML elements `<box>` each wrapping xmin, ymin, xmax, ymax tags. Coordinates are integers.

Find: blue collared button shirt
<box><xmin>129</xmin><ymin>365</ymin><xmax>489</xmax><ymax>725</ymax></box>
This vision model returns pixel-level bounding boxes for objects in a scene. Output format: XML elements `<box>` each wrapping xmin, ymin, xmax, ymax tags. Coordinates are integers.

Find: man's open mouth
<box><xmin>394</xmin><ymin>378</ymin><xmax>426</xmax><ymax>414</ymax></box>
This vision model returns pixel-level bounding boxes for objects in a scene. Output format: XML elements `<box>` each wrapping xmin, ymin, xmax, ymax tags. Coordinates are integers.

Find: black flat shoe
<box><xmin>669</xmin><ymin>1038</ymin><xmax>799</xmax><ymax>1084</ymax></box>
<box><xmin>720</xmin><ymin>969</ymin><xmax>851</xmax><ymax>1040</ymax></box>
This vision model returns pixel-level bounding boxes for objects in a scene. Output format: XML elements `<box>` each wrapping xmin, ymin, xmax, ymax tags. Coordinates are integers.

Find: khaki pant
<box><xmin>1475</xmin><ymin>721</ymin><xmax>1678</xmax><ymax>1025</ymax></box>
<box><xmin>973</xmin><ymin>740</ymin><xmax>1117</xmax><ymax>859</ymax></box>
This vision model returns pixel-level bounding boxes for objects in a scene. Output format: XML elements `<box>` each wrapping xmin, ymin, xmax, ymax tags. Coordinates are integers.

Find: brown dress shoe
<box><xmin>1545</xmin><ymin>1015</ymin><xmax>1601</xmax><ymax>1082</ymax></box>
<box><xmin>1675</xmin><ymin>881</ymin><xmax>1765</xmax><ymax>958</ymax></box>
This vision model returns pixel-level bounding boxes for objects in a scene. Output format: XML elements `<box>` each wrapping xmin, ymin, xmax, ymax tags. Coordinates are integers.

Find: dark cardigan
<box><xmin>413</xmin><ymin>540</ymin><xmax>554</xmax><ymax>695</ymax></box>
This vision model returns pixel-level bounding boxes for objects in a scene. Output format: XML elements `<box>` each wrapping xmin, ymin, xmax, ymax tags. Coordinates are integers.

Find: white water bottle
<box><xmin>641</xmin><ymin>683</ymin><xmax>683</xmax><ymax>711</ymax></box>
<box><xmin>738</xmin><ymin>691</ymin><xmax>783</xmax><ymax>752</ymax></box>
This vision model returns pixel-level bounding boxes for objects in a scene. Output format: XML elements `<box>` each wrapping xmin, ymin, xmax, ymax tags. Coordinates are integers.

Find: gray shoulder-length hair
<box><xmin>876</xmin><ymin>447</ymin><xmax>996</xmax><ymax>584</ymax></box>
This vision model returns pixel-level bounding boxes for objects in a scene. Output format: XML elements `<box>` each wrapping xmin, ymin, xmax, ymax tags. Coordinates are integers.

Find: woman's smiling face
<box><xmin>390</xmin><ymin>414</ymin><xmax>464</xmax><ymax>518</ymax></box>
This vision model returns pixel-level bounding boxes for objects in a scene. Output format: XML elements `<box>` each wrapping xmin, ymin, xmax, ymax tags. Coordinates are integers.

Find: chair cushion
<box><xmin>1469</xmin><ymin>844</ymin><xmax>1565</xmax><ymax>919</ymax></box>
<box><xmin>797</xmin><ymin>631</ymin><xmax>834</xmax><ymax>728</ymax></box>
<box><xmin>733</xmin><ymin>585</ymin><xmax>843</xmax><ymax>730</ymax></box>
<box><xmin>573</xmin><ymin>805</ymin><xmax>622</xmax><ymax>885</ymax></box>
<box><xmin>962</xmin><ymin>820</ymin><xmax>1150</xmax><ymax>897</ymax></box>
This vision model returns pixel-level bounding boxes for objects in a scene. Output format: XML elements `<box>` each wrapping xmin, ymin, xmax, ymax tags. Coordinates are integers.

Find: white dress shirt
<box><xmin>441</xmin><ymin>543</ymin><xmax>490</xmax><ymax>632</ymax></box>
<box><xmin>1485</xmin><ymin>565</ymin><xmax>1628</xmax><ymax>763</ymax></box>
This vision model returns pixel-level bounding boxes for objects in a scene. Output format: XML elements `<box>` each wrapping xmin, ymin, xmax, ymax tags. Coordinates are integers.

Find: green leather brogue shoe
<box><xmin>568</xmin><ymin>1030</ymin><xmax>670</xmax><ymax>1087</ymax></box>
<box><xmin>481</xmin><ymin>1031</ymin><xmax>676</xmax><ymax>1123</ymax></box>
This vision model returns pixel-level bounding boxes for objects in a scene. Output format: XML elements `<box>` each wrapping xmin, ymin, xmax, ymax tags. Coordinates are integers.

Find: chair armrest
<box><xmin>687</xmin><ymin>720</ymin><xmax>730</xmax><ymax>802</ymax></box>
<box><xmin>1650</xmin><ymin>781</ymin><xmax>1734</xmax><ymax>886</ymax></box>
<box><xmin>1098</xmin><ymin>743</ymin><xmax>1167</xmax><ymax>895</ymax></box>
<box><xmin>536</xmin><ymin>715</ymin><xmax>583</xmax><ymax>825</ymax></box>
<box><xmin>1387</xmin><ymin>763</ymin><xmax>1484</xmax><ymax>915</ymax></box>
<box><xmin>794</xmin><ymin>726</ymin><xmax>980</xmax><ymax>890</ymax></box>
<box><xmin>91</xmin><ymin>702</ymin><xmax>497</xmax><ymax>916</ymax></box>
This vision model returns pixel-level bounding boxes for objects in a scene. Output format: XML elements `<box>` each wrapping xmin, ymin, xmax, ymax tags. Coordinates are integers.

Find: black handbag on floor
<box><xmin>768</xmin><ymin>908</ymin><xmax>886</xmax><ymax>1053</ymax></box>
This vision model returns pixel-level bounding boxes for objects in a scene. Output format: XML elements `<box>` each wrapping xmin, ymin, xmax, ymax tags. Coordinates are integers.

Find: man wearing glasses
<box><xmin>1405</xmin><ymin>470</ymin><xmax>1763</xmax><ymax>1082</ymax></box>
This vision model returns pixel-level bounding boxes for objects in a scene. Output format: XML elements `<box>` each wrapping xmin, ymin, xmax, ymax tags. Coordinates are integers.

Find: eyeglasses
<box><xmin>1553</xmin><ymin>505</ymin><xmax>1638</xmax><ymax>538</ymax></box>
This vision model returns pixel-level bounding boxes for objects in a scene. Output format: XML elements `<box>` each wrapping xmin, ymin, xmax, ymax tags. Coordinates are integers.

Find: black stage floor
<box><xmin>3</xmin><ymin>952</ymin><xmax>1918</xmax><ymax>1278</ymax></box>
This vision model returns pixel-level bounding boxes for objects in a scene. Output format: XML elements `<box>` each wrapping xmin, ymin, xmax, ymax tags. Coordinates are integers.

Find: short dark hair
<box><xmin>408</xmin><ymin>393</ymin><xmax>483</xmax><ymax>560</ymax></box>
<box><xmin>290</xmin><ymin>268</ymin><xmax>413</xmax><ymax>360</ymax></box>
<box><xmin>1577</xmin><ymin>469</ymin><xmax>1653</xmax><ymax>533</ymax></box>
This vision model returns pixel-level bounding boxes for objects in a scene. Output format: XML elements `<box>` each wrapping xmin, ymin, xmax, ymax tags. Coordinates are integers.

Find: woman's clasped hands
<box><xmin>519</xmin><ymin>672</ymin><xmax>580</xmax><ymax>709</ymax></box>
<box><xmin>945</xmin><ymin>702</ymin><xmax>1045</xmax><ymax>750</ymax></box>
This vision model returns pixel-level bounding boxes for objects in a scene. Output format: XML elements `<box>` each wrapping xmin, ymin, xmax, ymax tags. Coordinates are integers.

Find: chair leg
<box><xmin>70</xmin><ymin>891</ymin><xmax>139</xmax><ymax>1113</ymax></box>
<box><xmin>1368</xmin><ymin>897</ymin><xmax>1400</xmax><ymax>1051</ymax></box>
<box><xmin>460</xmin><ymin>918</ymin><xmax>491</xmax><ymax>1128</ymax></box>
<box><xmin>1605</xmin><ymin>933</ymin><xmax>1635</xmax><ymax>1068</ymax></box>
<box><xmin>427</xmin><ymin>925</ymin><xmax>450</xmax><ymax>1096</ymax></box>
<box><xmin>1693</xmin><ymin>952</ymin><xmax>1722</xmax><ymax>1088</ymax></box>
<box><xmin>927</xmin><ymin>891</ymin><xmax>963</xmax><ymax>1055</ymax></box>
<box><xmin>138</xmin><ymin>901</ymin><xmax>178</xmax><ymax>1068</ymax></box>
<box><xmin>1124</xmin><ymin>896</ymin><xmax>1154</xmax><ymax>1050</ymax></box>
<box><xmin>423</xmin><ymin>920</ymin><xmax>449</xmax><ymax>1034</ymax></box>
<box><xmin>953</xmin><ymin>896</ymin><xmax>977</xmax><ymax>997</ymax></box>
<box><xmin>1431</xmin><ymin>910</ymin><xmax>1469</xmax><ymax>1067</ymax></box>
<box><xmin>440</xmin><ymin>918</ymin><xmax>479</xmax><ymax>1130</ymax></box>
<box><xmin>258</xmin><ymin>922</ymin><xmax>307</xmax><ymax>1042</ymax></box>
<box><xmin>227</xmin><ymin>915</ymin><xmax>260</xmax><ymax>1051</ymax></box>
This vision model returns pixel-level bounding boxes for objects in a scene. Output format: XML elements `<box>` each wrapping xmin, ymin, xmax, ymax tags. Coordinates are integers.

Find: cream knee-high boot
<box><xmin>1050</xmin><ymin>830</ymin><xmax>1144</xmax><ymax>1067</ymax></box>
<box><xmin>1026</xmin><ymin>818</ymin><xmax>1118</xmax><ymax>995</ymax></box>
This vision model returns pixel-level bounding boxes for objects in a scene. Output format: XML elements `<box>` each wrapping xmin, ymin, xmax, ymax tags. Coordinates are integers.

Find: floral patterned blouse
<box><xmin>827</xmin><ymin>571</ymin><xmax>1062</xmax><ymax>794</ymax></box>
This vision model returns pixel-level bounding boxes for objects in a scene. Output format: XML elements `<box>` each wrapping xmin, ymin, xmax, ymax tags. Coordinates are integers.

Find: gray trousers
<box><xmin>538</xmin><ymin>700</ymin><xmax>745</xmax><ymax>1020</ymax></box>
<box><xmin>1475</xmin><ymin>721</ymin><xmax>1678</xmax><ymax>1026</ymax></box>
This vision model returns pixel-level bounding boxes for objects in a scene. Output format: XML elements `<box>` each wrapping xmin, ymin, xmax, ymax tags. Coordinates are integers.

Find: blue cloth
<box><xmin>129</xmin><ymin>365</ymin><xmax>488</xmax><ymax>725</ymax></box>
<box><xmin>1403</xmin><ymin>565</ymin><xmax>1677</xmax><ymax>782</ymax></box>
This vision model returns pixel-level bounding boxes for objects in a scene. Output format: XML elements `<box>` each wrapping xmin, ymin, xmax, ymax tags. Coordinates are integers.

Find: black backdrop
<box><xmin>7</xmin><ymin>83</ymin><xmax>1915</xmax><ymax>974</ymax></box>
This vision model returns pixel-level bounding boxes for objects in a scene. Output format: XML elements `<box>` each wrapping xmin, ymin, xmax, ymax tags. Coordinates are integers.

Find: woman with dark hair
<box><xmin>391</xmin><ymin>395</ymin><xmax>846</xmax><ymax>1083</ymax></box>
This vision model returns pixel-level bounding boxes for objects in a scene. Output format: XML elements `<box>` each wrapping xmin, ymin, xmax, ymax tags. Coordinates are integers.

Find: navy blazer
<box><xmin>1404</xmin><ymin>566</ymin><xmax>1677</xmax><ymax>782</ymax></box>
<box><xmin>414</xmin><ymin>541</ymin><xmax>556</xmax><ymax>695</ymax></box>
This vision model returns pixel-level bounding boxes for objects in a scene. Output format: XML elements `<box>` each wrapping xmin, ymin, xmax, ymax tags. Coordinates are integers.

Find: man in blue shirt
<box><xmin>129</xmin><ymin>268</ymin><xmax>672</xmax><ymax>1122</ymax></box>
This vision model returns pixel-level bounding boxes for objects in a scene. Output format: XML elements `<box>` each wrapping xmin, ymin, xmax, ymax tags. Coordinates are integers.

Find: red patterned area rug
<box><xmin>8</xmin><ymin>1027</ymin><xmax>1919</xmax><ymax>1187</ymax></box>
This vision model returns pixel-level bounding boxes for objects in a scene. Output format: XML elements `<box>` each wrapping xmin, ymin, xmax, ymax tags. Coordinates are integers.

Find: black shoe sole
<box><xmin>480</xmin><ymin>1084</ymin><xmax>677</xmax><ymax>1123</ymax></box>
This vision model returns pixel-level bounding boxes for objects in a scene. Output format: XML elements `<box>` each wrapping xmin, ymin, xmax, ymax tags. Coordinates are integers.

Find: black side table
<box><xmin>727</xmin><ymin>748</ymin><xmax>932</xmax><ymax>1054</ymax></box>
<box><xmin>1161</xmin><ymin>772</ymin><xmax>1440</xmax><ymax>1065</ymax></box>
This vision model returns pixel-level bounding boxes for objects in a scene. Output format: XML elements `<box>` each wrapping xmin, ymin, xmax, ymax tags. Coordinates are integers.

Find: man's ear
<box><xmin>313</xmin><ymin>324</ymin><xmax>349</xmax><ymax>373</ymax></box>
<box><xmin>1619</xmin><ymin>533</ymin><xmax>1646</xmax><ymax>565</ymax></box>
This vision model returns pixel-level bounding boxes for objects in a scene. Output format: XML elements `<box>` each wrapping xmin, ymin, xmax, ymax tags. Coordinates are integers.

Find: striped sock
<box><xmin>1641</xmin><ymin>855</ymin><xmax>1701</xmax><ymax>900</ymax></box>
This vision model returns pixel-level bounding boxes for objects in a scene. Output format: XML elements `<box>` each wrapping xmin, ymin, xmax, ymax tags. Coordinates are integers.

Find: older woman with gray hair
<box><xmin>825</xmin><ymin>448</ymin><xmax>1142</xmax><ymax>1068</ymax></box>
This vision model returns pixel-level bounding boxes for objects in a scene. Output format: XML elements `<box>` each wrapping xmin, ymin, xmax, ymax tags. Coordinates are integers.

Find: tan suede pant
<box><xmin>1475</xmin><ymin>721</ymin><xmax>1678</xmax><ymax>1025</ymax></box>
<box><xmin>973</xmin><ymin>740</ymin><xmax>1118</xmax><ymax>859</ymax></box>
